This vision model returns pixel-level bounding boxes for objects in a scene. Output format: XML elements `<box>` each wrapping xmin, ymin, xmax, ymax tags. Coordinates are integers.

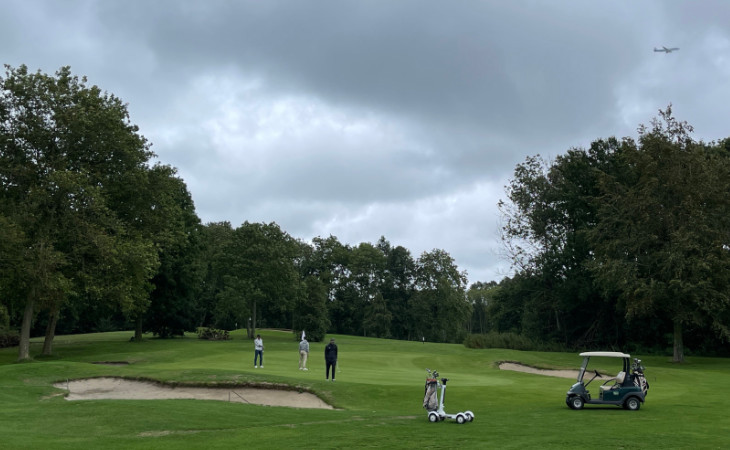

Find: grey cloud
<box><xmin>4</xmin><ymin>0</ymin><xmax>730</xmax><ymax>283</ymax></box>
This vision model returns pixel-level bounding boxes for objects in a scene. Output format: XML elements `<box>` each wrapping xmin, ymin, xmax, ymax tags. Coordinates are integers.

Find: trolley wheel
<box><xmin>456</xmin><ymin>414</ymin><xmax>466</xmax><ymax>424</ymax></box>
<box><xmin>428</xmin><ymin>412</ymin><xmax>439</xmax><ymax>423</ymax></box>
<box><xmin>465</xmin><ymin>411</ymin><xmax>474</xmax><ymax>422</ymax></box>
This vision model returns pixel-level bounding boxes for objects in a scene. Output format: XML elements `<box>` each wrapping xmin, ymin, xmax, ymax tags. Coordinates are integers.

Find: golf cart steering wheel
<box><xmin>585</xmin><ymin>369</ymin><xmax>602</xmax><ymax>387</ymax></box>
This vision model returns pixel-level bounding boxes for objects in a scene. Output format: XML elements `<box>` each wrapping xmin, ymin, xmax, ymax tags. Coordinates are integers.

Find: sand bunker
<box><xmin>54</xmin><ymin>377</ymin><xmax>333</xmax><ymax>409</ymax></box>
<box><xmin>499</xmin><ymin>362</ymin><xmax>580</xmax><ymax>379</ymax></box>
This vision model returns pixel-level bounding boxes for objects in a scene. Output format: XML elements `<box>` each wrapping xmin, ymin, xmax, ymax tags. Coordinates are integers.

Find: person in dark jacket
<box><xmin>324</xmin><ymin>338</ymin><xmax>338</xmax><ymax>381</ymax></box>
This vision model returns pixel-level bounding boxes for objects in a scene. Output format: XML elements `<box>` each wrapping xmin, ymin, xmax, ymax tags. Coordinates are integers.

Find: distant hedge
<box><xmin>464</xmin><ymin>332</ymin><xmax>565</xmax><ymax>352</ymax></box>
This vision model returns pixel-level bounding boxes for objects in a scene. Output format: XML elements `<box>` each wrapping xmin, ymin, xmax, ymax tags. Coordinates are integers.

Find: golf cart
<box><xmin>566</xmin><ymin>352</ymin><xmax>648</xmax><ymax>411</ymax></box>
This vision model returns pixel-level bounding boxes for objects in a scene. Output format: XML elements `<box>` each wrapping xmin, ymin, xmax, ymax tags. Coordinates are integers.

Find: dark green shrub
<box><xmin>0</xmin><ymin>328</ymin><xmax>20</xmax><ymax>348</ymax></box>
<box><xmin>196</xmin><ymin>327</ymin><xmax>230</xmax><ymax>341</ymax></box>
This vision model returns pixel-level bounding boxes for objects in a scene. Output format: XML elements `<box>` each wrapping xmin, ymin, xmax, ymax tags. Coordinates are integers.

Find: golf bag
<box><xmin>423</xmin><ymin>378</ymin><xmax>439</xmax><ymax>411</ymax></box>
<box><xmin>631</xmin><ymin>359</ymin><xmax>649</xmax><ymax>395</ymax></box>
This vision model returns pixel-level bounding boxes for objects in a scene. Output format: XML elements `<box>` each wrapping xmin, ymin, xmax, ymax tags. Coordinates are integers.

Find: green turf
<box><xmin>1</xmin><ymin>330</ymin><xmax>728</xmax><ymax>449</ymax></box>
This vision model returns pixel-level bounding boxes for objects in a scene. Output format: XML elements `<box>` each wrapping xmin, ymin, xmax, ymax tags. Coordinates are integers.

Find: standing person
<box><xmin>254</xmin><ymin>334</ymin><xmax>264</xmax><ymax>368</ymax></box>
<box><xmin>299</xmin><ymin>336</ymin><xmax>309</xmax><ymax>370</ymax></box>
<box><xmin>325</xmin><ymin>338</ymin><xmax>338</xmax><ymax>381</ymax></box>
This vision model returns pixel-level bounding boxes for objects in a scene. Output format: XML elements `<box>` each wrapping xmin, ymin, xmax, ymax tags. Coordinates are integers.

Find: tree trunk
<box><xmin>42</xmin><ymin>306</ymin><xmax>59</xmax><ymax>355</ymax></box>
<box><xmin>18</xmin><ymin>296</ymin><xmax>35</xmax><ymax>361</ymax></box>
<box><xmin>251</xmin><ymin>300</ymin><xmax>257</xmax><ymax>338</ymax></box>
<box><xmin>134</xmin><ymin>316</ymin><xmax>143</xmax><ymax>341</ymax></box>
<box><xmin>673</xmin><ymin>320</ymin><xmax>684</xmax><ymax>363</ymax></box>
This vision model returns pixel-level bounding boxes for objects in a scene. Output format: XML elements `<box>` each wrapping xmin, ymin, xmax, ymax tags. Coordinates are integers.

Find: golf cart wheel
<box><xmin>428</xmin><ymin>412</ymin><xmax>439</xmax><ymax>423</ymax></box>
<box><xmin>456</xmin><ymin>414</ymin><xmax>466</xmax><ymax>424</ymax></box>
<box><xmin>465</xmin><ymin>411</ymin><xmax>474</xmax><ymax>422</ymax></box>
<box><xmin>624</xmin><ymin>397</ymin><xmax>641</xmax><ymax>411</ymax></box>
<box><xmin>568</xmin><ymin>396</ymin><xmax>584</xmax><ymax>410</ymax></box>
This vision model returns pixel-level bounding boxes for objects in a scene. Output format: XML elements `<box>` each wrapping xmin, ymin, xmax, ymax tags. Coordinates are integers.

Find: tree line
<box><xmin>0</xmin><ymin>65</ymin><xmax>472</xmax><ymax>361</ymax></box>
<box><xmin>489</xmin><ymin>107</ymin><xmax>730</xmax><ymax>362</ymax></box>
<box><xmin>3</xmin><ymin>66</ymin><xmax>728</xmax><ymax>364</ymax></box>
<box><xmin>194</xmin><ymin>226</ymin><xmax>471</xmax><ymax>344</ymax></box>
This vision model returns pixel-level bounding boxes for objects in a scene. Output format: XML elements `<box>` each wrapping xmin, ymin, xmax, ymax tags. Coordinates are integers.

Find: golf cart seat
<box><xmin>599</xmin><ymin>371</ymin><xmax>625</xmax><ymax>391</ymax></box>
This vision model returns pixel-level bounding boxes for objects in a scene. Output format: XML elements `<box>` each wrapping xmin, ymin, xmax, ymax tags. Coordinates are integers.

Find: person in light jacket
<box><xmin>299</xmin><ymin>337</ymin><xmax>309</xmax><ymax>370</ymax></box>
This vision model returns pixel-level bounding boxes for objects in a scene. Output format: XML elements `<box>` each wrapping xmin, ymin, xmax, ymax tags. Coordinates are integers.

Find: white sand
<box><xmin>53</xmin><ymin>377</ymin><xmax>333</xmax><ymax>409</ymax></box>
<box><xmin>499</xmin><ymin>362</ymin><xmax>580</xmax><ymax>379</ymax></box>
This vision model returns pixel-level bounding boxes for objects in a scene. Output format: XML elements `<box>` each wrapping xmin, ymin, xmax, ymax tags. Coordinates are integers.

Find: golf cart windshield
<box><xmin>577</xmin><ymin>352</ymin><xmax>631</xmax><ymax>382</ymax></box>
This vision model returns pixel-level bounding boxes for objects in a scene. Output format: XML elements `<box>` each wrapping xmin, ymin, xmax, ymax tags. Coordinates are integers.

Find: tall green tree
<box><xmin>499</xmin><ymin>138</ymin><xmax>628</xmax><ymax>347</ymax></box>
<box><xmin>487</xmin><ymin>274</ymin><xmax>529</xmax><ymax>334</ymax></box>
<box><xmin>0</xmin><ymin>216</ymin><xmax>28</xmax><ymax>334</ymax></box>
<box><xmin>0</xmin><ymin>65</ymin><xmax>159</xmax><ymax>359</ymax></box>
<box><xmin>411</xmin><ymin>249</ymin><xmax>470</xmax><ymax>343</ymax></box>
<box><xmin>363</xmin><ymin>292</ymin><xmax>392</xmax><ymax>338</ymax></box>
<box><xmin>304</xmin><ymin>236</ymin><xmax>354</xmax><ymax>335</ymax></box>
<box><xmin>198</xmin><ymin>222</ymin><xmax>235</xmax><ymax>328</ymax></box>
<box><xmin>142</xmin><ymin>166</ymin><xmax>203</xmax><ymax>338</ymax></box>
<box><xmin>292</xmin><ymin>275</ymin><xmax>330</xmax><ymax>342</ymax></box>
<box><xmin>303</xmin><ymin>235</ymin><xmax>350</xmax><ymax>300</ymax></box>
<box><xmin>499</xmin><ymin>107</ymin><xmax>730</xmax><ymax>357</ymax></box>
<box><xmin>378</xmin><ymin>237</ymin><xmax>415</xmax><ymax>340</ymax></box>
<box><xmin>589</xmin><ymin>108</ymin><xmax>730</xmax><ymax>362</ymax></box>
<box><xmin>347</xmin><ymin>242</ymin><xmax>387</xmax><ymax>336</ymax></box>
<box><xmin>224</xmin><ymin>222</ymin><xmax>301</xmax><ymax>338</ymax></box>
<box><xmin>296</xmin><ymin>237</ymin><xmax>348</xmax><ymax>341</ymax></box>
<box><xmin>467</xmin><ymin>281</ymin><xmax>497</xmax><ymax>334</ymax></box>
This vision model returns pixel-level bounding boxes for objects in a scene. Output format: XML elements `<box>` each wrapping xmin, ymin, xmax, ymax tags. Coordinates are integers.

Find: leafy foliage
<box><xmin>196</xmin><ymin>327</ymin><xmax>230</xmax><ymax>341</ymax></box>
<box><xmin>7</xmin><ymin>65</ymin><xmax>723</xmax><ymax>360</ymax></box>
<box><xmin>143</xmin><ymin>167</ymin><xmax>204</xmax><ymax>338</ymax></box>
<box><xmin>0</xmin><ymin>65</ymin><xmax>160</xmax><ymax>358</ymax></box>
<box><xmin>0</xmin><ymin>329</ymin><xmax>20</xmax><ymax>348</ymax></box>
<box><xmin>292</xmin><ymin>276</ymin><xmax>330</xmax><ymax>342</ymax></box>
<box><xmin>497</xmin><ymin>107</ymin><xmax>730</xmax><ymax>359</ymax></box>
<box><xmin>588</xmin><ymin>107</ymin><xmax>730</xmax><ymax>361</ymax></box>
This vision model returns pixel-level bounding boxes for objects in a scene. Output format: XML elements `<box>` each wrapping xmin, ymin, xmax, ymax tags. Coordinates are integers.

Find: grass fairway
<box><xmin>1</xmin><ymin>330</ymin><xmax>728</xmax><ymax>449</ymax></box>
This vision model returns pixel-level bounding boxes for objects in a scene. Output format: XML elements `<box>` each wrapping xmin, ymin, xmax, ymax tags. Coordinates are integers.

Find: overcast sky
<box><xmin>3</xmin><ymin>1</ymin><xmax>729</xmax><ymax>284</ymax></box>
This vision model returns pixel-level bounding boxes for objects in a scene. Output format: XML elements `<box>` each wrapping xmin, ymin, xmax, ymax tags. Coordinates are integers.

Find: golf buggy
<box><xmin>423</xmin><ymin>369</ymin><xmax>474</xmax><ymax>424</ymax></box>
<box><xmin>566</xmin><ymin>351</ymin><xmax>649</xmax><ymax>411</ymax></box>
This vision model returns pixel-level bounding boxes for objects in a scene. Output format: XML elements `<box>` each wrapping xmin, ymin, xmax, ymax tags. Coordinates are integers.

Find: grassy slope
<box><xmin>0</xmin><ymin>330</ymin><xmax>728</xmax><ymax>449</ymax></box>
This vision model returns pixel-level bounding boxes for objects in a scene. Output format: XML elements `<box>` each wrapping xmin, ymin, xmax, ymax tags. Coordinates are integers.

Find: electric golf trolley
<box><xmin>566</xmin><ymin>351</ymin><xmax>649</xmax><ymax>411</ymax></box>
<box><xmin>423</xmin><ymin>369</ymin><xmax>474</xmax><ymax>424</ymax></box>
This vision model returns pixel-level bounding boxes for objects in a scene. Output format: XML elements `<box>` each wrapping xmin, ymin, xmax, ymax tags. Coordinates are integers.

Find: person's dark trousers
<box><xmin>326</xmin><ymin>361</ymin><xmax>336</xmax><ymax>380</ymax></box>
<box><xmin>255</xmin><ymin>350</ymin><xmax>263</xmax><ymax>366</ymax></box>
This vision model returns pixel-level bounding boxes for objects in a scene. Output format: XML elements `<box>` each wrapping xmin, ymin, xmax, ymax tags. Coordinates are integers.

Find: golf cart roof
<box><xmin>579</xmin><ymin>351</ymin><xmax>630</xmax><ymax>358</ymax></box>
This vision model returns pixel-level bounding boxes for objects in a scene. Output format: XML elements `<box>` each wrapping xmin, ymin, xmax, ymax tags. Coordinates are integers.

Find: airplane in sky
<box><xmin>654</xmin><ymin>46</ymin><xmax>680</xmax><ymax>53</ymax></box>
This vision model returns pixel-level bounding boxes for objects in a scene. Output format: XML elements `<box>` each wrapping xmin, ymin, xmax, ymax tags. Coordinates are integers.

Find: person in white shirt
<box><xmin>254</xmin><ymin>334</ymin><xmax>264</xmax><ymax>368</ymax></box>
